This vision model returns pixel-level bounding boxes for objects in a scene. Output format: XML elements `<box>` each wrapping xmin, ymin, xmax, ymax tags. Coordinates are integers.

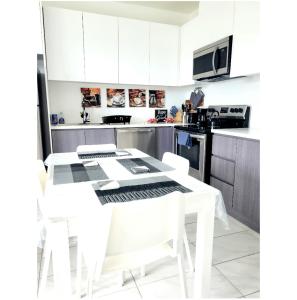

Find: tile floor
<box><xmin>37</xmin><ymin>214</ymin><xmax>260</xmax><ymax>299</ymax></box>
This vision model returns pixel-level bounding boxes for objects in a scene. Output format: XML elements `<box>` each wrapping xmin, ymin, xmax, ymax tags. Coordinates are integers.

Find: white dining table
<box><xmin>42</xmin><ymin>148</ymin><xmax>228</xmax><ymax>299</ymax></box>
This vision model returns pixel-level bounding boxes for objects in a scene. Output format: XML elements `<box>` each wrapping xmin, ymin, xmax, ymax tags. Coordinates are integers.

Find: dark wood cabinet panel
<box><xmin>51</xmin><ymin>129</ymin><xmax>85</xmax><ymax>153</ymax></box>
<box><xmin>210</xmin><ymin>176</ymin><xmax>233</xmax><ymax>213</ymax></box>
<box><xmin>233</xmin><ymin>139</ymin><xmax>260</xmax><ymax>232</ymax></box>
<box><xmin>212</xmin><ymin>134</ymin><xmax>237</xmax><ymax>161</ymax></box>
<box><xmin>211</xmin><ymin>156</ymin><xmax>235</xmax><ymax>185</ymax></box>
<box><xmin>84</xmin><ymin>129</ymin><xmax>115</xmax><ymax>145</ymax></box>
<box><xmin>155</xmin><ymin>127</ymin><xmax>174</xmax><ymax>160</ymax></box>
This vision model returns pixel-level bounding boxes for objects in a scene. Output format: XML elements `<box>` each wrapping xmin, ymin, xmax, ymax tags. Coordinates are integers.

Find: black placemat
<box><xmin>53</xmin><ymin>162</ymin><xmax>108</xmax><ymax>184</ymax></box>
<box><xmin>93</xmin><ymin>176</ymin><xmax>192</xmax><ymax>205</ymax></box>
<box><xmin>78</xmin><ymin>150</ymin><xmax>131</xmax><ymax>159</ymax></box>
<box><xmin>116</xmin><ymin>157</ymin><xmax>174</xmax><ymax>174</ymax></box>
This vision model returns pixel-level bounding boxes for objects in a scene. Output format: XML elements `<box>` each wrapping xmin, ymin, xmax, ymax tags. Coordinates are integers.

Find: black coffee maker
<box><xmin>197</xmin><ymin>108</ymin><xmax>208</xmax><ymax>129</ymax></box>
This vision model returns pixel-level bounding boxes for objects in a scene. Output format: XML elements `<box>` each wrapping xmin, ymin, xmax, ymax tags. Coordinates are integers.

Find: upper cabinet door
<box><xmin>83</xmin><ymin>13</ymin><xmax>118</xmax><ymax>83</ymax></box>
<box><xmin>118</xmin><ymin>18</ymin><xmax>149</xmax><ymax>84</ymax></box>
<box><xmin>195</xmin><ymin>1</ymin><xmax>234</xmax><ymax>49</ymax></box>
<box><xmin>179</xmin><ymin>2</ymin><xmax>234</xmax><ymax>85</ymax></box>
<box><xmin>43</xmin><ymin>7</ymin><xmax>84</xmax><ymax>81</ymax></box>
<box><xmin>149</xmin><ymin>23</ymin><xmax>179</xmax><ymax>86</ymax></box>
<box><xmin>231</xmin><ymin>1</ymin><xmax>260</xmax><ymax>77</ymax></box>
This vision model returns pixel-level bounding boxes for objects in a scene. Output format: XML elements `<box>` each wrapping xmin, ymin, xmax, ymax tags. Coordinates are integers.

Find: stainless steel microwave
<box><xmin>193</xmin><ymin>35</ymin><xmax>233</xmax><ymax>81</ymax></box>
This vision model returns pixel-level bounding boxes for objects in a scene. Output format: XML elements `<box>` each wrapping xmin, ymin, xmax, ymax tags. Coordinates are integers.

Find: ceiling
<box><xmin>41</xmin><ymin>1</ymin><xmax>199</xmax><ymax>25</ymax></box>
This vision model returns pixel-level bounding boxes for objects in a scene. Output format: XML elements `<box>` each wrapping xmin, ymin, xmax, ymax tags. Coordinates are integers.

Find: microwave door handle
<box><xmin>212</xmin><ymin>47</ymin><xmax>218</xmax><ymax>74</ymax></box>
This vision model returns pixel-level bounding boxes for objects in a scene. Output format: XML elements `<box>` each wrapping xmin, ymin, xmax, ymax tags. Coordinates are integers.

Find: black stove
<box><xmin>175</xmin><ymin>105</ymin><xmax>250</xmax><ymax>134</ymax></box>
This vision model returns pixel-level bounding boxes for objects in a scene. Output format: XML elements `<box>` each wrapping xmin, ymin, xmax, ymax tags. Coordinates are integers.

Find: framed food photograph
<box><xmin>129</xmin><ymin>89</ymin><xmax>146</xmax><ymax>107</ymax></box>
<box><xmin>80</xmin><ymin>88</ymin><xmax>101</xmax><ymax>107</ymax></box>
<box><xmin>106</xmin><ymin>89</ymin><xmax>125</xmax><ymax>108</ymax></box>
<box><xmin>155</xmin><ymin>109</ymin><xmax>168</xmax><ymax>123</ymax></box>
<box><xmin>149</xmin><ymin>90</ymin><xmax>165</xmax><ymax>108</ymax></box>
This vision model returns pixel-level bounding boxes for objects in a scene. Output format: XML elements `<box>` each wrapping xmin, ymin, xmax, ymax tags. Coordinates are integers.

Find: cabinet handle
<box><xmin>117</xmin><ymin>129</ymin><xmax>153</xmax><ymax>133</ymax></box>
<box><xmin>212</xmin><ymin>47</ymin><xmax>218</xmax><ymax>74</ymax></box>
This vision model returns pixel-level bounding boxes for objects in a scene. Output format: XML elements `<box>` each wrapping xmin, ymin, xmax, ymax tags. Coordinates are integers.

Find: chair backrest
<box><xmin>106</xmin><ymin>191</ymin><xmax>185</xmax><ymax>256</ymax></box>
<box><xmin>76</xmin><ymin>144</ymin><xmax>116</xmax><ymax>154</ymax></box>
<box><xmin>78</xmin><ymin>191</ymin><xmax>185</xmax><ymax>267</ymax></box>
<box><xmin>162</xmin><ymin>152</ymin><xmax>189</xmax><ymax>175</ymax></box>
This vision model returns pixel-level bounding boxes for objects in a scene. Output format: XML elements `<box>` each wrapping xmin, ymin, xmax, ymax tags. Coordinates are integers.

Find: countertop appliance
<box><xmin>175</xmin><ymin>105</ymin><xmax>250</xmax><ymax>183</ymax></box>
<box><xmin>116</xmin><ymin>128</ymin><xmax>156</xmax><ymax>158</ymax></box>
<box><xmin>193</xmin><ymin>35</ymin><xmax>233</xmax><ymax>81</ymax></box>
<box><xmin>102</xmin><ymin>115</ymin><xmax>131</xmax><ymax>124</ymax></box>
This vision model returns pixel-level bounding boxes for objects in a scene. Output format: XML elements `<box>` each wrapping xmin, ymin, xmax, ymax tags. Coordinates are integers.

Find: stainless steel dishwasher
<box><xmin>116</xmin><ymin>128</ymin><xmax>156</xmax><ymax>157</ymax></box>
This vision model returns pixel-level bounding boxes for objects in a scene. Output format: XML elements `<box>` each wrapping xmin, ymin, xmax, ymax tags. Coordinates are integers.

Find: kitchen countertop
<box><xmin>211</xmin><ymin>128</ymin><xmax>260</xmax><ymax>140</ymax></box>
<box><xmin>51</xmin><ymin>123</ymin><xmax>179</xmax><ymax>130</ymax></box>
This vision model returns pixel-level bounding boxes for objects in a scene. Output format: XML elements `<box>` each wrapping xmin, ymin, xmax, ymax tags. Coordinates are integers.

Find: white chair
<box><xmin>162</xmin><ymin>152</ymin><xmax>194</xmax><ymax>273</ymax></box>
<box><xmin>76</xmin><ymin>191</ymin><xmax>188</xmax><ymax>298</ymax></box>
<box><xmin>37</xmin><ymin>160</ymin><xmax>73</xmax><ymax>299</ymax></box>
<box><xmin>162</xmin><ymin>152</ymin><xmax>190</xmax><ymax>175</ymax></box>
<box><xmin>76</xmin><ymin>144</ymin><xmax>116</xmax><ymax>154</ymax></box>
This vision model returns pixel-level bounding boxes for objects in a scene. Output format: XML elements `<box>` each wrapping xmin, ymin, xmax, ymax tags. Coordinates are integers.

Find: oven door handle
<box><xmin>189</xmin><ymin>134</ymin><xmax>206</xmax><ymax>140</ymax></box>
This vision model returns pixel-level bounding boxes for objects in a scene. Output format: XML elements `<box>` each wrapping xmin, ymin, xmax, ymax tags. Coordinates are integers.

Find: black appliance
<box><xmin>37</xmin><ymin>54</ymin><xmax>51</xmax><ymax>161</ymax></box>
<box><xmin>193</xmin><ymin>35</ymin><xmax>233</xmax><ymax>81</ymax></box>
<box><xmin>175</xmin><ymin>105</ymin><xmax>250</xmax><ymax>183</ymax></box>
<box><xmin>102</xmin><ymin>115</ymin><xmax>131</xmax><ymax>124</ymax></box>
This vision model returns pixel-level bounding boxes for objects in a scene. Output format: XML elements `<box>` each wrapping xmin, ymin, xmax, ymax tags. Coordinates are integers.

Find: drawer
<box><xmin>211</xmin><ymin>156</ymin><xmax>235</xmax><ymax>185</ymax></box>
<box><xmin>212</xmin><ymin>134</ymin><xmax>237</xmax><ymax>161</ymax></box>
<box><xmin>210</xmin><ymin>176</ymin><xmax>233</xmax><ymax>212</ymax></box>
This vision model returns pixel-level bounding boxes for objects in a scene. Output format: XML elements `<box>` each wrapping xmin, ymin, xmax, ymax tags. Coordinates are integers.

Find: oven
<box><xmin>175</xmin><ymin>129</ymin><xmax>210</xmax><ymax>182</ymax></box>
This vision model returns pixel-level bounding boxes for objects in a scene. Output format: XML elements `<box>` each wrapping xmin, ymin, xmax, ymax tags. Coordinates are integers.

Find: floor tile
<box><xmin>185</xmin><ymin>216</ymin><xmax>249</xmax><ymax>244</ymax></box>
<box><xmin>137</xmin><ymin>266</ymin><xmax>242</xmax><ymax>299</ymax></box>
<box><xmin>214</xmin><ymin>216</ymin><xmax>249</xmax><ymax>238</ymax></box>
<box><xmin>245</xmin><ymin>291</ymin><xmax>260</xmax><ymax>298</ymax></box>
<box><xmin>212</xmin><ymin>231</ymin><xmax>259</xmax><ymax>265</ymax></box>
<box><xmin>131</xmin><ymin>256</ymin><xmax>180</xmax><ymax>286</ymax></box>
<box><xmin>44</xmin><ymin>268</ymin><xmax>136</xmax><ymax>298</ymax></box>
<box><xmin>216</xmin><ymin>254</ymin><xmax>260</xmax><ymax>296</ymax></box>
<box><xmin>94</xmin><ymin>287</ymin><xmax>141</xmax><ymax>299</ymax></box>
<box><xmin>185</xmin><ymin>213</ymin><xmax>197</xmax><ymax>224</ymax></box>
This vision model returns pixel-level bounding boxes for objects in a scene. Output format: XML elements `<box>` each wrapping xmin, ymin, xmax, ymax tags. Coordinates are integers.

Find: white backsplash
<box><xmin>48</xmin><ymin>74</ymin><xmax>260</xmax><ymax>128</ymax></box>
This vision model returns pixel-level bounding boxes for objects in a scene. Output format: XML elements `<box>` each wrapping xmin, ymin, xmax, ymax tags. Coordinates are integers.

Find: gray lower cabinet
<box><xmin>51</xmin><ymin>129</ymin><xmax>85</xmax><ymax>153</ymax></box>
<box><xmin>233</xmin><ymin>139</ymin><xmax>260</xmax><ymax>232</ymax></box>
<box><xmin>84</xmin><ymin>129</ymin><xmax>115</xmax><ymax>145</ymax></box>
<box><xmin>155</xmin><ymin>127</ymin><xmax>174</xmax><ymax>160</ymax></box>
<box><xmin>210</xmin><ymin>134</ymin><xmax>260</xmax><ymax>232</ymax></box>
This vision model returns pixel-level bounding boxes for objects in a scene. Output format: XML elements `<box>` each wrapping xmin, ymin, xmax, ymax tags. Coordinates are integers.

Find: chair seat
<box><xmin>102</xmin><ymin>243</ymin><xmax>175</xmax><ymax>273</ymax></box>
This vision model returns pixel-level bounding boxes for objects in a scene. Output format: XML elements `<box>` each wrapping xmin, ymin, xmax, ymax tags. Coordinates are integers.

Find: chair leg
<box><xmin>76</xmin><ymin>245</ymin><xmax>82</xmax><ymax>299</ymax></box>
<box><xmin>177</xmin><ymin>254</ymin><xmax>188</xmax><ymax>298</ymax></box>
<box><xmin>183</xmin><ymin>230</ymin><xmax>194</xmax><ymax>273</ymax></box>
<box><xmin>118</xmin><ymin>271</ymin><xmax>125</xmax><ymax>287</ymax></box>
<box><xmin>140</xmin><ymin>266</ymin><xmax>146</xmax><ymax>277</ymax></box>
<box><xmin>38</xmin><ymin>239</ymin><xmax>51</xmax><ymax>298</ymax></box>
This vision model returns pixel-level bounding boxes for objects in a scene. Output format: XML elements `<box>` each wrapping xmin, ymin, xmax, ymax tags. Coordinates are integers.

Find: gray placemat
<box><xmin>53</xmin><ymin>162</ymin><xmax>108</xmax><ymax>184</ymax></box>
<box><xmin>116</xmin><ymin>156</ymin><xmax>175</xmax><ymax>174</ymax></box>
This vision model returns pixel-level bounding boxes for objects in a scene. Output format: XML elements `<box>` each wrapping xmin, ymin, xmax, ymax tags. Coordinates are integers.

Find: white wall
<box><xmin>48</xmin><ymin>74</ymin><xmax>260</xmax><ymax>128</ymax></box>
<box><xmin>48</xmin><ymin>81</ymin><xmax>185</xmax><ymax>124</ymax></box>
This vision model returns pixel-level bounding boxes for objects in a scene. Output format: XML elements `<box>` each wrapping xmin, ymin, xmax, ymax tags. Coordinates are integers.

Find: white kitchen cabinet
<box><xmin>196</xmin><ymin>1</ymin><xmax>234</xmax><ymax>48</ymax></box>
<box><xmin>43</xmin><ymin>7</ymin><xmax>84</xmax><ymax>81</ymax></box>
<box><xmin>149</xmin><ymin>23</ymin><xmax>179</xmax><ymax>86</ymax></box>
<box><xmin>179</xmin><ymin>1</ymin><xmax>234</xmax><ymax>85</ymax></box>
<box><xmin>230</xmin><ymin>1</ymin><xmax>260</xmax><ymax>77</ymax></box>
<box><xmin>118</xmin><ymin>18</ymin><xmax>150</xmax><ymax>84</ymax></box>
<box><xmin>83</xmin><ymin>12</ymin><xmax>118</xmax><ymax>83</ymax></box>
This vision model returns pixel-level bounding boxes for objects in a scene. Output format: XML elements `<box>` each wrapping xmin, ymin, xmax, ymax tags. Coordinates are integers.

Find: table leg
<box><xmin>193</xmin><ymin>197</ymin><xmax>215</xmax><ymax>298</ymax></box>
<box><xmin>50</xmin><ymin>221</ymin><xmax>72</xmax><ymax>298</ymax></box>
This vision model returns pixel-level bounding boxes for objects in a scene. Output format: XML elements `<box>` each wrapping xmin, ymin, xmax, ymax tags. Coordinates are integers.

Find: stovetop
<box><xmin>174</xmin><ymin>124</ymin><xmax>212</xmax><ymax>134</ymax></box>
